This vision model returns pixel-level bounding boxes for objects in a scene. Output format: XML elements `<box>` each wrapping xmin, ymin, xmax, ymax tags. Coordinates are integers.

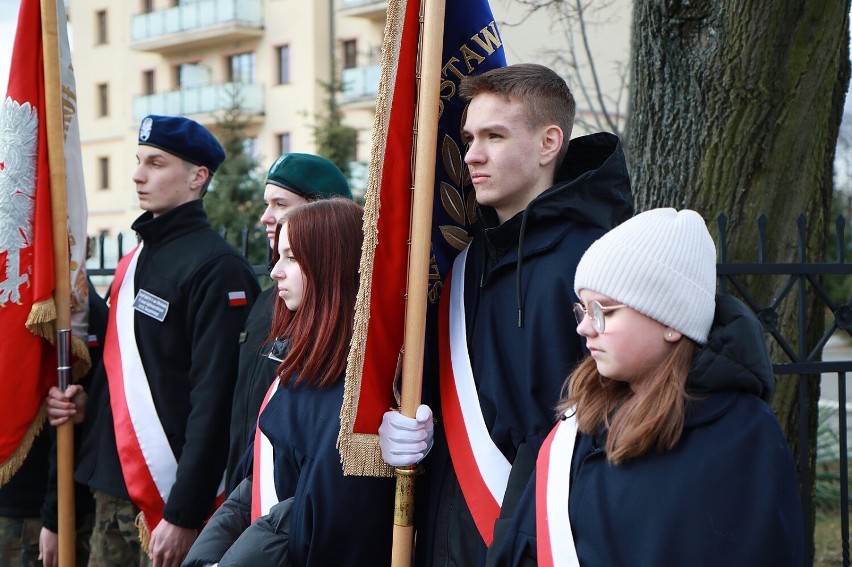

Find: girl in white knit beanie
<box><xmin>488</xmin><ymin>208</ymin><xmax>804</xmax><ymax>567</ymax></box>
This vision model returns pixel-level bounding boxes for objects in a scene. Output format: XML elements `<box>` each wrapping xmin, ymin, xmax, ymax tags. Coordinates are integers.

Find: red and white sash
<box><xmin>439</xmin><ymin>245</ymin><xmax>512</xmax><ymax>546</ymax></box>
<box><xmin>103</xmin><ymin>244</ymin><xmax>177</xmax><ymax>533</ymax></box>
<box><xmin>536</xmin><ymin>412</ymin><xmax>580</xmax><ymax>567</ymax></box>
<box><xmin>251</xmin><ymin>378</ymin><xmax>280</xmax><ymax>521</ymax></box>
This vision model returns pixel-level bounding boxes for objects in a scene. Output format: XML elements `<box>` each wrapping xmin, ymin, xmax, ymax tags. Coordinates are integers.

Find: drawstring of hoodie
<box><xmin>516</xmin><ymin>205</ymin><xmax>532</xmax><ymax>328</ymax></box>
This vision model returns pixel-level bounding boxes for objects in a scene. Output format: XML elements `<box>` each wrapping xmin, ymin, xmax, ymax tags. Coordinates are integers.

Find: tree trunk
<box><xmin>627</xmin><ymin>0</ymin><xmax>850</xmax><ymax>559</ymax></box>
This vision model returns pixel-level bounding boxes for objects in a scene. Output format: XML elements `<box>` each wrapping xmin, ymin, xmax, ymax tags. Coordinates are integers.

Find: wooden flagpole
<box><xmin>392</xmin><ymin>0</ymin><xmax>446</xmax><ymax>564</ymax></box>
<box><xmin>40</xmin><ymin>0</ymin><xmax>76</xmax><ymax>564</ymax></box>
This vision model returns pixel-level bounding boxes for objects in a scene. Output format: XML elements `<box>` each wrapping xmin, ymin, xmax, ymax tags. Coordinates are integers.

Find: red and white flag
<box><xmin>0</xmin><ymin>0</ymin><xmax>88</xmax><ymax>485</ymax></box>
<box><xmin>337</xmin><ymin>0</ymin><xmax>506</xmax><ymax>476</ymax></box>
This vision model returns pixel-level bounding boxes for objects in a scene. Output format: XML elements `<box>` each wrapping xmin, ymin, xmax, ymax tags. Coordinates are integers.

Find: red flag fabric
<box><xmin>338</xmin><ymin>0</ymin><xmax>506</xmax><ymax>476</ymax></box>
<box><xmin>0</xmin><ymin>0</ymin><xmax>56</xmax><ymax>485</ymax></box>
<box><xmin>0</xmin><ymin>0</ymin><xmax>88</xmax><ymax>485</ymax></box>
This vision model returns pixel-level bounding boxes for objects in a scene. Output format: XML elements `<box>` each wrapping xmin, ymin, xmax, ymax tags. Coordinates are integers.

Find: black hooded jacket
<box><xmin>417</xmin><ymin>132</ymin><xmax>633</xmax><ymax>567</ymax></box>
<box><xmin>486</xmin><ymin>295</ymin><xmax>804</xmax><ymax>567</ymax></box>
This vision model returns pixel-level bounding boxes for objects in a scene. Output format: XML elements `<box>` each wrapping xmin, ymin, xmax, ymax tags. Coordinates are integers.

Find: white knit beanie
<box><xmin>573</xmin><ymin>208</ymin><xmax>717</xmax><ymax>344</ymax></box>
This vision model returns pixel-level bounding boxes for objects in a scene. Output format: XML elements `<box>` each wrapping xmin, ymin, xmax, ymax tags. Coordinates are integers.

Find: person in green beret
<box><xmin>223</xmin><ymin>153</ymin><xmax>352</xmax><ymax>493</ymax></box>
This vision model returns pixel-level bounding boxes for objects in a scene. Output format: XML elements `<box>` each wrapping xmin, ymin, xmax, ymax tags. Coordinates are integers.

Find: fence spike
<box><xmin>716</xmin><ymin>213</ymin><xmax>728</xmax><ymax>264</ymax></box>
<box><xmin>797</xmin><ymin>214</ymin><xmax>807</xmax><ymax>263</ymax></box>
<box><xmin>757</xmin><ymin>214</ymin><xmax>768</xmax><ymax>263</ymax></box>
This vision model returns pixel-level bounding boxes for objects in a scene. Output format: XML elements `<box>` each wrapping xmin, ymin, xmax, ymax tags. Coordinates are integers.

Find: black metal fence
<box><xmin>87</xmin><ymin>213</ymin><xmax>852</xmax><ymax>564</ymax></box>
<box><xmin>716</xmin><ymin>213</ymin><xmax>852</xmax><ymax>566</ymax></box>
<box><xmin>87</xmin><ymin>227</ymin><xmax>271</xmax><ymax>280</ymax></box>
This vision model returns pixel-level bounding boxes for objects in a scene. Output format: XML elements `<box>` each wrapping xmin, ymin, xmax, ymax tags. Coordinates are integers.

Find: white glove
<box><xmin>378</xmin><ymin>404</ymin><xmax>434</xmax><ymax>466</ymax></box>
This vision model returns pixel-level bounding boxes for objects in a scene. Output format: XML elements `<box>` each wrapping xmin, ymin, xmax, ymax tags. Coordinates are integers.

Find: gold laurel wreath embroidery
<box><xmin>431</xmin><ymin>121</ymin><xmax>475</xmax><ymax>304</ymax></box>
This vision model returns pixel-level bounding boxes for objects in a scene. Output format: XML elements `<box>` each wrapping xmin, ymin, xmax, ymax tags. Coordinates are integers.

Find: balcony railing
<box><xmin>341</xmin><ymin>65</ymin><xmax>381</xmax><ymax>102</ymax></box>
<box><xmin>131</xmin><ymin>0</ymin><xmax>263</xmax><ymax>51</ymax></box>
<box><xmin>338</xmin><ymin>0</ymin><xmax>386</xmax><ymax>19</ymax></box>
<box><xmin>340</xmin><ymin>0</ymin><xmax>385</xmax><ymax>7</ymax></box>
<box><xmin>132</xmin><ymin>82</ymin><xmax>264</xmax><ymax>121</ymax></box>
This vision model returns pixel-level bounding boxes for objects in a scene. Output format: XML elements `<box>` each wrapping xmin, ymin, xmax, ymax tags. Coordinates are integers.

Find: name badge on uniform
<box><xmin>133</xmin><ymin>289</ymin><xmax>169</xmax><ymax>322</ymax></box>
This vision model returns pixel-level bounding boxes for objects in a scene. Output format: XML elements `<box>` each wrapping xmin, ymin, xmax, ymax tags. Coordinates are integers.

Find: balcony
<box><xmin>132</xmin><ymin>82</ymin><xmax>264</xmax><ymax>122</ymax></box>
<box><xmin>131</xmin><ymin>0</ymin><xmax>264</xmax><ymax>54</ymax></box>
<box><xmin>338</xmin><ymin>0</ymin><xmax>387</xmax><ymax>21</ymax></box>
<box><xmin>340</xmin><ymin>65</ymin><xmax>380</xmax><ymax>105</ymax></box>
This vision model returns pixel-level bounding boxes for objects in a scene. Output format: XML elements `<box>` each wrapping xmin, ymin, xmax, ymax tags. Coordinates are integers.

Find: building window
<box><xmin>95</xmin><ymin>10</ymin><xmax>107</xmax><ymax>45</ymax></box>
<box><xmin>342</xmin><ymin>39</ymin><xmax>357</xmax><ymax>69</ymax></box>
<box><xmin>142</xmin><ymin>70</ymin><xmax>155</xmax><ymax>95</ymax></box>
<box><xmin>277</xmin><ymin>45</ymin><xmax>290</xmax><ymax>84</ymax></box>
<box><xmin>278</xmin><ymin>132</ymin><xmax>291</xmax><ymax>156</ymax></box>
<box><xmin>243</xmin><ymin>138</ymin><xmax>258</xmax><ymax>160</ymax></box>
<box><xmin>96</xmin><ymin>83</ymin><xmax>108</xmax><ymax>117</ymax></box>
<box><xmin>228</xmin><ymin>52</ymin><xmax>255</xmax><ymax>83</ymax></box>
<box><xmin>175</xmin><ymin>62</ymin><xmax>207</xmax><ymax>90</ymax></box>
<box><xmin>98</xmin><ymin>157</ymin><xmax>109</xmax><ymax>190</ymax></box>
<box><xmin>141</xmin><ymin>0</ymin><xmax>153</xmax><ymax>13</ymax></box>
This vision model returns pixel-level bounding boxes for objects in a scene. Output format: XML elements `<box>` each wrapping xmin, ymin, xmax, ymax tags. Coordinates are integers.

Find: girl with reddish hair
<box><xmin>184</xmin><ymin>198</ymin><xmax>394</xmax><ymax>567</ymax></box>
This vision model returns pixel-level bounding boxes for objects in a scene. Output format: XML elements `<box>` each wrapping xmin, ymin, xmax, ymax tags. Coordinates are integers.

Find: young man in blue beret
<box><xmin>48</xmin><ymin>115</ymin><xmax>260</xmax><ymax>567</ymax></box>
<box><xmin>223</xmin><ymin>153</ymin><xmax>351</xmax><ymax>493</ymax></box>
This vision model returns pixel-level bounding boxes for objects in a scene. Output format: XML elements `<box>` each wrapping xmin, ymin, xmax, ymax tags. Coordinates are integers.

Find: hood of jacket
<box><xmin>476</xmin><ymin>131</ymin><xmax>633</xmax><ymax>246</ymax></box>
<box><xmin>684</xmin><ymin>294</ymin><xmax>776</xmax><ymax>425</ymax></box>
<box><xmin>474</xmin><ymin>132</ymin><xmax>633</xmax><ymax>327</ymax></box>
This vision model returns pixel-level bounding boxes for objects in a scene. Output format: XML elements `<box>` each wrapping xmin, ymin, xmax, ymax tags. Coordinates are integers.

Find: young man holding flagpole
<box><xmin>379</xmin><ymin>63</ymin><xmax>633</xmax><ymax>565</ymax></box>
<box><xmin>48</xmin><ymin>115</ymin><xmax>259</xmax><ymax>567</ymax></box>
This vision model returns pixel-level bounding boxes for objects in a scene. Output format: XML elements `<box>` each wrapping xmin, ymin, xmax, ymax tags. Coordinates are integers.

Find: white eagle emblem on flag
<box><xmin>0</xmin><ymin>96</ymin><xmax>39</xmax><ymax>306</ymax></box>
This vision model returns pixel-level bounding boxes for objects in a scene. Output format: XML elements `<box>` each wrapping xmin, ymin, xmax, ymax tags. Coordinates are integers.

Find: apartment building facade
<box><xmin>68</xmin><ymin>0</ymin><xmax>630</xmax><ymax>249</ymax></box>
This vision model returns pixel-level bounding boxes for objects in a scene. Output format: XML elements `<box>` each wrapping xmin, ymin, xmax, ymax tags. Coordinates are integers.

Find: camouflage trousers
<box><xmin>0</xmin><ymin>516</ymin><xmax>41</xmax><ymax>567</ymax></box>
<box><xmin>87</xmin><ymin>492</ymin><xmax>151</xmax><ymax>567</ymax></box>
<box><xmin>0</xmin><ymin>512</ymin><xmax>93</xmax><ymax>567</ymax></box>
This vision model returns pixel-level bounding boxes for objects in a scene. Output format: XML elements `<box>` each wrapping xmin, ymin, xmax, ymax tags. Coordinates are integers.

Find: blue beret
<box><xmin>138</xmin><ymin>115</ymin><xmax>226</xmax><ymax>173</ymax></box>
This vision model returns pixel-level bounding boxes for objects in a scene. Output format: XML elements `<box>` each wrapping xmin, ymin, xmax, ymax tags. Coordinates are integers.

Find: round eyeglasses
<box><xmin>573</xmin><ymin>301</ymin><xmax>626</xmax><ymax>333</ymax></box>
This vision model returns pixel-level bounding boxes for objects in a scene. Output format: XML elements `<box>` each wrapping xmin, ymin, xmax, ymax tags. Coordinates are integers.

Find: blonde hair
<box><xmin>557</xmin><ymin>338</ymin><xmax>698</xmax><ymax>464</ymax></box>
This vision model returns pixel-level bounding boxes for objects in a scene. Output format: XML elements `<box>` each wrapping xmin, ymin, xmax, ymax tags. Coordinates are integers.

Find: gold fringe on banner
<box><xmin>25</xmin><ymin>298</ymin><xmax>57</xmax><ymax>340</ymax></box>
<box><xmin>25</xmin><ymin>299</ymin><xmax>92</xmax><ymax>379</ymax></box>
<box><xmin>70</xmin><ymin>335</ymin><xmax>92</xmax><ymax>379</ymax></box>
<box><xmin>337</xmin><ymin>0</ymin><xmax>407</xmax><ymax>479</ymax></box>
<box><xmin>0</xmin><ymin>407</ymin><xmax>46</xmax><ymax>486</ymax></box>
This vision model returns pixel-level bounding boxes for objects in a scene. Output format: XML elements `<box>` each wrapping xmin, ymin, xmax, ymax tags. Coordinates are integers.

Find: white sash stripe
<box><xmin>258</xmin><ymin>379</ymin><xmax>280</xmax><ymax>517</ymax></box>
<box><xmin>115</xmin><ymin>244</ymin><xmax>178</xmax><ymax>502</ymax></box>
<box><xmin>546</xmin><ymin>414</ymin><xmax>580</xmax><ymax>567</ymax></box>
<box><xmin>449</xmin><ymin>246</ymin><xmax>511</xmax><ymax>505</ymax></box>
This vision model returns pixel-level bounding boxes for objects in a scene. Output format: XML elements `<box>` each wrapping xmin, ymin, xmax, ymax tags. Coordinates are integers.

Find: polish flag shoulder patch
<box><xmin>228</xmin><ymin>291</ymin><xmax>248</xmax><ymax>307</ymax></box>
<box><xmin>87</xmin><ymin>334</ymin><xmax>99</xmax><ymax>347</ymax></box>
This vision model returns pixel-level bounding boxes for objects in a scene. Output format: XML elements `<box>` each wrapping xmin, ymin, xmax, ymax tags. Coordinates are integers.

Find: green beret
<box><xmin>266</xmin><ymin>153</ymin><xmax>352</xmax><ymax>200</ymax></box>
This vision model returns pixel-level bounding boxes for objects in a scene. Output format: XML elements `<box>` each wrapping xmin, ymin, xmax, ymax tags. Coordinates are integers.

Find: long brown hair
<box><xmin>268</xmin><ymin>198</ymin><xmax>363</xmax><ymax>388</ymax></box>
<box><xmin>557</xmin><ymin>338</ymin><xmax>699</xmax><ymax>464</ymax></box>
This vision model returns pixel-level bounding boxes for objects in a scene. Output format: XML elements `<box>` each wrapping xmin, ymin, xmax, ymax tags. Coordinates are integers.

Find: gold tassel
<box><xmin>70</xmin><ymin>334</ymin><xmax>92</xmax><ymax>380</ymax></box>
<box><xmin>24</xmin><ymin>299</ymin><xmax>92</xmax><ymax>379</ymax></box>
<box><xmin>135</xmin><ymin>511</ymin><xmax>152</xmax><ymax>556</ymax></box>
<box><xmin>25</xmin><ymin>299</ymin><xmax>57</xmax><ymax>341</ymax></box>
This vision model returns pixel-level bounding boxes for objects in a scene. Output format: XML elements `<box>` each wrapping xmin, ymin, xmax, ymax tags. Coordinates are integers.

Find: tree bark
<box><xmin>628</xmin><ymin>0</ymin><xmax>850</xmax><ymax>559</ymax></box>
